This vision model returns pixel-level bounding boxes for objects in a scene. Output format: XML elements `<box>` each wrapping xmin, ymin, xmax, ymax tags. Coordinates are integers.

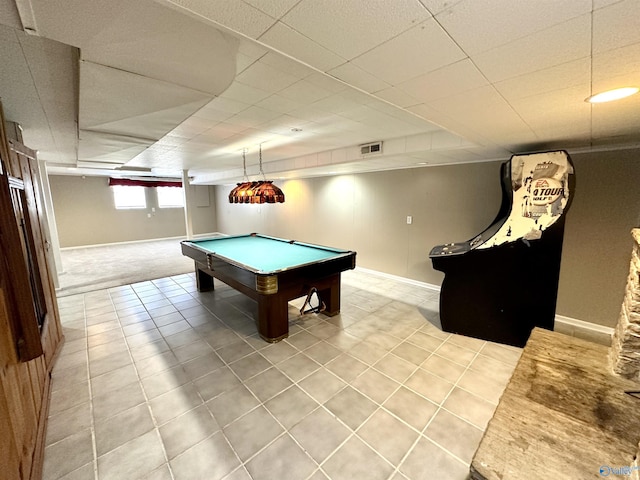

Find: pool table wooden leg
<box><xmin>195</xmin><ymin>266</ymin><xmax>214</xmax><ymax>292</ymax></box>
<box><xmin>317</xmin><ymin>274</ymin><xmax>341</xmax><ymax>316</ymax></box>
<box><xmin>257</xmin><ymin>295</ymin><xmax>289</xmax><ymax>342</ymax></box>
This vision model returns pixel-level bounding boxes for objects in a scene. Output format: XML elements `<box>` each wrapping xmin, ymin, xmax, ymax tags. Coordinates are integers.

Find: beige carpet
<box><xmin>56</xmin><ymin>238</ymin><xmax>204</xmax><ymax>297</ymax></box>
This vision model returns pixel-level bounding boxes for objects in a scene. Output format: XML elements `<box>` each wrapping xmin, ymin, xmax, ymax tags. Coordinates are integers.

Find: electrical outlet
<box><xmin>406</xmin><ymin>216</ymin><xmax>412</xmax><ymax>225</ymax></box>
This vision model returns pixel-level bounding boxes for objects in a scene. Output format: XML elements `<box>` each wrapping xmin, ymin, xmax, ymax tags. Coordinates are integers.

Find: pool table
<box><xmin>181</xmin><ymin>234</ymin><xmax>357</xmax><ymax>342</ymax></box>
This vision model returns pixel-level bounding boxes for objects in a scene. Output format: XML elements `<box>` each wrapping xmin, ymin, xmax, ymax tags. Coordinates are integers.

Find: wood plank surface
<box><xmin>471</xmin><ymin>328</ymin><xmax>640</xmax><ymax>480</ymax></box>
<box><xmin>0</xmin><ymin>101</ymin><xmax>64</xmax><ymax>479</ymax></box>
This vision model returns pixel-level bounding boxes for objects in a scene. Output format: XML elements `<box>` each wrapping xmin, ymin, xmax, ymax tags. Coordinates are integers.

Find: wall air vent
<box><xmin>360</xmin><ymin>141</ymin><xmax>383</xmax><ymax>155</ymax></box>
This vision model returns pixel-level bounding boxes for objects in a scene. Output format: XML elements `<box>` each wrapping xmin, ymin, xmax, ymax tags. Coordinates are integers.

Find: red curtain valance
<box><xmin>108</xmin><ymin>178</ymin><xmax>182</xmax><ymax>188</ymax></box>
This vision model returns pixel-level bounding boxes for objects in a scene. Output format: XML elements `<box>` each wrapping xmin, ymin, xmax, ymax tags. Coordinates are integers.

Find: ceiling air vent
<box><xmin>360</xmin><ymin>141</ymin><xmax>383</xmax><ymax>155</ymax></box>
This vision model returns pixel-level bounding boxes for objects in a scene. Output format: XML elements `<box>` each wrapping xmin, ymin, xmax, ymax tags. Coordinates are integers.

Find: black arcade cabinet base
<box><xmin>430</xmin><ymin>151</ymin><xmax>574</xmax><ymax>348</ymax></box>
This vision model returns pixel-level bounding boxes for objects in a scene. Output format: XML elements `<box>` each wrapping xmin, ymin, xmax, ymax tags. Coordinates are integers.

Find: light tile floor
<box><xmin>44</xmin><ymin>269</ymin><xmax>522</xmax><ymax>480</ymax></box>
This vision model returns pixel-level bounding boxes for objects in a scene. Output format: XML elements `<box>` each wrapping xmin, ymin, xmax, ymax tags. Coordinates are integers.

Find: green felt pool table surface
<box><xmin>186</xmin><ymin>234</ymin><xmax>351</xmax><ymax>273</ymax></box>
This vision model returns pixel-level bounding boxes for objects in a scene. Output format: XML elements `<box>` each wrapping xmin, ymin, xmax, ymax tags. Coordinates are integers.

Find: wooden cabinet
<box><xmin>0</xmin><ymin>102</ymin><xmax>63</xmax><ymax>479</ymax></box>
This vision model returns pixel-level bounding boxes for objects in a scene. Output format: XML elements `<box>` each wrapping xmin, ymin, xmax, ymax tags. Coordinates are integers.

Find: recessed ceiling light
<box><xmin>585</xmin><ymin>87</ymin><xmax>639</xmax><ymax>103</ymax></box>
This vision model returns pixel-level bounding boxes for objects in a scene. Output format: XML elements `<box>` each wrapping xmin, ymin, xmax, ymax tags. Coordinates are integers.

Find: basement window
<box><xmin>112</xmin><ymin>185</ymin><xmax>146</xmax><ymax>209</ymax></box>
<box><xmin>157</xmin><ymin>186</ymin><xmax>184</xmax><ymax>208</ymax></box>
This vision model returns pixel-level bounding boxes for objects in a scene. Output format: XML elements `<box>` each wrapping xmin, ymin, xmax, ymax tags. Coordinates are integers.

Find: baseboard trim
<box><xmin>60</xmin><ymin>232</ymin><xmax>225</xmax><ymax>250</ymax></box>
<box><xmin>554</xmin><ymin>314</ymin><xmax>614</xmax><ymax>335</ymax></box>
<box><xmin>554</xmin><ymin>314</ymin><xmax>614</xmax><ymax>346</ymax></box>
<box><xmin>354</xmin><ymin>266</ymin><xmax>441</xmax><ymax>292</ymax></box>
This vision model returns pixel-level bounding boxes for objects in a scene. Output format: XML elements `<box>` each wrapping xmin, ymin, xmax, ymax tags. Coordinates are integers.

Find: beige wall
<box><xmin>215</xmin><ymin>162</ymin><xmax>503</xmax><ymax>284</ymax></box>
<box><xmin>215</xmin><ymin>151</ymin><xmax>640</xmax><ymax>328</ymax></box>
<box><xmin>557</xmin><ymin>149</ymin><xmax>640</xmax><ymax>327</ymax></box>
<box><xmin>49</xmin><ymin>175</ymin><xmax>217</xmax><ymax>247</ymax></box>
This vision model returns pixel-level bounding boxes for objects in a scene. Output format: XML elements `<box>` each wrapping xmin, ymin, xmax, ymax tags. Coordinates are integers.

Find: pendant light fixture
<box><xmin>253</xmin><ymin>144</ymin><xmax>285</xmax><ymax>204</ymax></box>
<box><xmin>228</xmin><ymin>149</ymin><xmax>252</xmax><ymax>203</ymax></box>
<box><xmin>228</xmin><ymin>145</ymin><xmax>285</xmax><ymax>204</ymax></box>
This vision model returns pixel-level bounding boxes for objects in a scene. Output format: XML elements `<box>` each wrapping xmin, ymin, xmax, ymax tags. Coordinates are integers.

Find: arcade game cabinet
<box><xmin>429</xmin><ymin>150</ymin><xmax>575</xmax><ymax>347</ymax></box>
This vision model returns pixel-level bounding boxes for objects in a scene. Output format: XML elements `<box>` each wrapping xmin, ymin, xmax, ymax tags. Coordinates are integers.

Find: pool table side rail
<box><xmin>250</xmin><ymin>233</ymin><xmax>351</xmax><ymax>254</ymax></box>
<box><xmin>188</xmin><ymin>233</ymin><xmax>353</xmax><ymax>256</ymax></box>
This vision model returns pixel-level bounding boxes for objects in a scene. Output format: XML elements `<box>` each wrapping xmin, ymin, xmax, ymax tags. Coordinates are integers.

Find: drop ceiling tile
<box><xmin>472</xmin><ymin>13</ymin><xmax>591</xmax><ymax>83</ymax></box>
<box><xmin>75</xmin><ymin>160</ymin><xmax>125</xmax><ymax>169</ymax></box>
<box><xmin>331</xmin><ymin>148</ymin><xmax>347</xmax><ymax>164</ymax></box>
<box><xmin>287</xmin><ymin>105</ymin><xmax>335</xmax><ymax>122</ymax></box>
<box><xmin>258</xmin><ymin>21</ymin><xmax>346</xmax><ymax>72</ymax></box>
<box><xmin>431</xmin><ymin>131</ymin><xmax>468</xmax><ymax>150</ymax></box>
<box><xmin>243</xmin><ymin>0</ymin><xmax>300</xmax><ymax>19</ymax></box>
<box><xmin>374</xmin><ymin>87</ymin><xmax>420</xmax><ymax>108</ymax></box>
<box><xmin>256</xmin><ymin>94</ymin><xmax>305</xmax><ymax>114</ymax></box>
<box><xmin>591</xmin><ymin>96</ymin><xmax>640</xmax><ymax>137</ymax></box>
<box><xmin>304</xmin><ymin>72</ymin><xmax>350</xmax><ymax>94</ymax></box>
<box><xmin>380</xmin><ymin>137</ymin><xmax>405</xmax><ymax>156</ymax></box>
<box><xmin>280</xmin><ymin>0</ymin><xmax>431</xmax><ymax>60</ymax></box>
<box><xmin>192</xmin><ymin>105</ymin><xmax>236</xmax><ymax>123</ymax></box>
<box><xmin>159</xmin><ymin>0</ymin><xmax>275</xmax><ymax>39</ymax></box>
<box><xmin>229</xmin><ymin>105</ymin><xmax>283</xmax><ymax>128</ymax></box>
<box><xmin>260</xmin><ymin>115</ymin><xmax>311</xmax><ymax>135</ymax></box>
<box><xmin>592</xmin><ymin>42</ymin><xmax>640</xmax><ymax>85</ymax></box>
<box><xmin>405</xmin><ymin>133</ymin><xmax>432</xmax><ymax>152</ymax></box>
<box><xmin>192</xmin><ymin>127</ymin><xmax>238</xmax><ymax>144</ymax></box>
<box><xmin>79</xmin><ymin>62</ymin><xmax>210</xmax><ymax>140</ymax></box>
<box><xmin>327</xmin><ymin>63</ymin><xmax>391</xmax><ymax>93</ymax></box>
<box><xmin>238</xmin><ymin>39</ymin><xmax>270</xmax><ymax>60</ymax></box>
<box><xmin>260</xmin><ymin>51</ymin><xmax>314</xmax><ymax>80</ymax></box>
<box><xmin>398</xmin><ymin>59</ymin><xmax>488</xmax><ymax>103</ymax></box>
<box><xmin>494</xmin><ymin>58</ymin><xmax>591</xmax><ymax>102</ymax></box>
<box><xmin>407</xmin><ymin>102</ymin><xmax>484</xmax><ymax>146</ymax></box>
<box><xmin>512</xmin><ymin>83</ymin><xmax>591</xmax><ymax>129</ymax></box>
<box><xmin>200</xmin><ymin>122</ymin><xmax>251</xmax><ymax>141</ymax></box>
<box><xmin>311</xmin><ymin>93</ymin><xmax>365</xmax><ymax>115</ymax></box>
<box><xmin>78</xmin><ymin>130</ymin><xmax>153</xmax><ymax>163</ymax></box>
<box><xmin>428</xmin><ymin>85</ymin><xmax>535</xmax><ymax>143</ymax></box>
<box><xmin>337</xmin><ymin>105</ymin><xmax>381</xmax><ymax>123</ymax></box>
<box><xmin>33</xmin><ymin>0</ymin><xmax>239</xmax><ymax>95</ymax></box>
<box><xmin>0</xmin><ymin>22</ymin><xmax>20</xmax><ymax>44</ymax></box>
<box><xmin>0</xmin><ymin>39</ymin><xmax>39</xmax><ymax>98</ymax></box>
<box><xmin>169</xmin><ymin>115</ymin><xmax>216</xmax><ymax>139</ymax></box>
<box><xmin>156</xmin><ymin>135</ymin><xmax>191</xmax><ymax>147</ymax></box>
<box><xmin>351</xmin><ymin>18</ymin><xmax>466</xmax><ymax>85</ymax></box>
<box><xmin>79</xmin><ymin>62</ymin><xmax>213</xmax><ymax>139</ymax></box>
<box><xmin>237</xmin><ymin>51</ymin><xmax>261</xmax><ymax>74</ymax></box>
<box><xmin>593</xmin><ymin>0</ymin><xmax>640</xmax><ymax>53</ymax></box>
<box><xmin>417</xmin><ymin>0</ymin><xmax>464</xmax><ymax>15</ymax></box>
<box><xmin>278</xmin><ymin>79</ymin><xmax>333</xmax><ymax>103</ymax></box>
<box><xmin>16</xmin><ymin>30</ymin><xmax>79</xmax><ymax>161</ymax></box>
<box><xmin>203</xmin><ymin>97</ymin><xmax>252</xmax><ymax>115</ymax></box>
<box><xmin>435</xmin><ymin>0</ymin><xmax>591</xmax><ymax>55</ymax></box>
<box><xmin>219</xmin><ymin>81</ymin><xmax>272</xmax><ymax>104</ymax></box>
<box><xmin>530</xmin><ymin>124</ymin><xmax>592</xmax><ymax>146</ymax></box>
<box><xmin>311</xmin><ymin>151</ymin><xmax>329</xmax><ymax>167</ymax></box>
<box><xmin>20</xmin><ymin>116</ymin><xmax>53</xmax><ymax>144</ymax></box>
<box><xmin>19</xmin><ymin>38</ymin><xmax>78</xmax><ymax>101</ymax></box>
<box><xmin>0</xmin><ymin>0</ymin><xmax>22</xmax><ymax>29</ymax></box>
<box><xmin>236</xmin><ymin>60</ymin><xmax>300</xmax><ymax>93</ymax></box>
<box><xmin>127</xmin><ymin>144</ymin><xmax>177</xmax><ymax>167</ymax></box>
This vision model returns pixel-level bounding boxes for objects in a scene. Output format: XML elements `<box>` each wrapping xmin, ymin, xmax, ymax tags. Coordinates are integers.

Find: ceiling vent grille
<box><xmin>360</xmin><ymin>141</ymin><xmax>382</xmax><ymax>155</ymax></box>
